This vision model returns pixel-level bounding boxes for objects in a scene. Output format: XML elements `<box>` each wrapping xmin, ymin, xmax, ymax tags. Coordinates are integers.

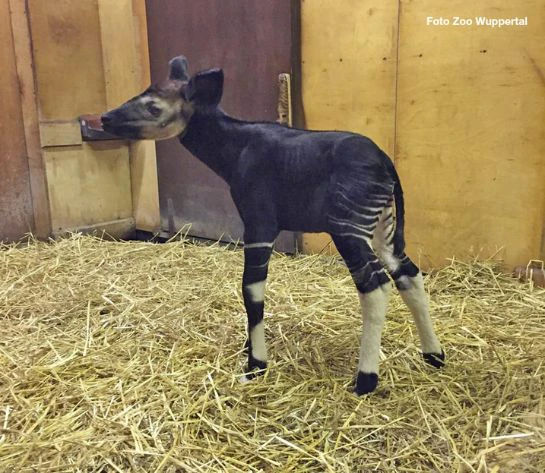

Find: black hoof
<box><xmin>241</xmin><ymin>369</ymin><xmax>264</xmax><ymax>382</ymax></box>
<box><xmin>354</xmin><ymin>372</ymin><xmax>378</xmax><ymax>396</ymax></box>
<box><xmin>423</xmin><ymin>350</ymin><xmax>445</xmax><ymax>369</ymax></box>
<box><xmin>243</xmin><ymin>357</ymin><xmax>267</xmax><ymax>381</ymax></box>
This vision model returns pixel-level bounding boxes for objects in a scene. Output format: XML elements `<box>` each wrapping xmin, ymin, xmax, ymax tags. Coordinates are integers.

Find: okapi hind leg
<box><xmin>356</xmin><ymin>282</ymin><xmax>391</xmax><ymax>394</ymax></box>
<box><xmin>394</xmin><ymin>262</ymin><xmax>445</xmax><ymax>368</ymax></box>
<box><xmin>373</xmin><ymin>206</ymin><xmax>444</xmax><ymax>368</ymax></box>
<box><xmin>332</xmin><ymin>234</ymin><xmax>391</xmax><ymax>396</ymax></box>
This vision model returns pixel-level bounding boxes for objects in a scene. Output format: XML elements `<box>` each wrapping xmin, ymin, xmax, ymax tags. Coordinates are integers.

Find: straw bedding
<box><xmin>0</xmin><ymin>234</ymin><xmax>544</xmax><ymax>472</ymax></box>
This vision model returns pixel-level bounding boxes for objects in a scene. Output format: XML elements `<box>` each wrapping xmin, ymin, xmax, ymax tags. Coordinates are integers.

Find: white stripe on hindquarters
<box><xmin>328</xmin><ymin>217</ymin><xmax>377</xmax><ymax>238</ymax></box>
<box><xmin>373</xmin><ymin>206</ymin><xmax>400</xmax><ymax>273</ymax></box>
<box><xmin>357</xmin><ymin>283</ymin><xmax>391</xmax><ymax>374</ymax></box>
<box><xmin>333</xmin><ymin>232</ymin><xmax>373</xmax><ymax>245</ymax></box>
<box><xmin>397</xmin><ymin>273</ymin><xmax>442</xmax><ymax>354</ymax></box>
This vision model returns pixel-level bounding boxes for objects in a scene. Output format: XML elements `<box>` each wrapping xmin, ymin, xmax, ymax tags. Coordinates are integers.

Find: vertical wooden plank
<box><xmin>396</xmin><ymin>0</ymin><xmax>545</xmax><ymax>269</ymax></box>
<box><xmin>0</xmin><ymin>0</ymin><xmax>35</xmax><ymax>241</ymax></box>
<box><xmin>98</xmin><ymin>0</ymin><xmax>160</xmax><ymax>232</ymax></box>
<box><xmin>130</xmin><ymin>0</ymin><xmax>160</xmax><ymax>232</ymax></box>
<box><xmin>127</xmin><ymin>140</ymin><xmax>160</xmax><ymax>232</ymax></box>
<box><xmin>132</xmin><ymin>0</ymin><xmax>152</xmax><ymax>88</ymax></box>
<box><xmin>8</xmin><ymin>0</ymin><xmax>51</xmax><ymax>238</ymax></box>
<box><xmin>541</xmin><ymin>221</ymin><xmax>545</xmax><ymax>260</ymax></box>
<box><xmin>300</xmin><ymin>0</ymin><xmax>399</xmax><ymax>254</ymax></box>
<box><xmin>98</xmin><ymin>0</ymin><xmax>140</xmax><ymax>106</ymax></box>
<box><xmin>290</xmin><ymin>0</ymin><xmax>304</xmax><ymax>124</ymax></box>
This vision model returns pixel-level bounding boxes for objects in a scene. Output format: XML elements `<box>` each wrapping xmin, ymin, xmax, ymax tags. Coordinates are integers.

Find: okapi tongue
<box><xmin>79</xmin><ymin>114</ymin><xmax>104</xmax><ymax>131</ymax></box>
<box><xmin>79</xmin><ymin>114</ymin><xmax>120</xmax><ymax>142</ymax></box>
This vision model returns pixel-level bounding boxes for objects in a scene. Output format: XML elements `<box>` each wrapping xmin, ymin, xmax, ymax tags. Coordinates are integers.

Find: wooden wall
<box><xmin>301</xmin><ymin>0</ymin><xmax>545</xmax><ymax>269</ymax></box>
<box><xmin>396</xmin><ymin>0</ymin><xmax>545</xmax><ymax>268</ymax></box>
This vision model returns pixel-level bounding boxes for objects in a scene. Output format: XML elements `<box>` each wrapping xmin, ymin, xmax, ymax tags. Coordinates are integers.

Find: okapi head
<box><xmin>101</xmin><ymin>56</ymin><xmax>224</xmax><ymax>140</ymax></box>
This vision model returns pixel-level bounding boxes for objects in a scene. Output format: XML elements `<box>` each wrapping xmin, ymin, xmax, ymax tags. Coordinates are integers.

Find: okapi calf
<box><xmin>101</xmin><ymin>56</ymin><xmax>445</xmax><ymax>395</ymax></box>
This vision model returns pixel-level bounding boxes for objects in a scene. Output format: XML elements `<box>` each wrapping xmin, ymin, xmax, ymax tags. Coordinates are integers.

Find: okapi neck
<box><xmin>180</xmin><ymin>109</ymin><xmax>248</xmax><ymax>184</ymax></box>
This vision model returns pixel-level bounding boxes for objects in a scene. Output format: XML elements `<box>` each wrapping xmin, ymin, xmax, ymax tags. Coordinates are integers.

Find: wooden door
<box><xmin>25</xmin><ymin>0</ymin><xmax>158</xmax><ymax>239</ymax></box>
<box><xmin>146</xmin><ymin>0</ymin><xmax>298</xmax><ymax>251</ymax></box>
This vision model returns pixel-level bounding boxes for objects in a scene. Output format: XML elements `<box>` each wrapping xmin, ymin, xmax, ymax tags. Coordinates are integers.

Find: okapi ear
<box><xmin>186</xmin><ymin>68</ymin><xmax>224</xmax><ymax>106</ymax></box>
<box><xmin>168</xmin><ymin>56</ymin><xmax>189</xmax><ymax>81</ymax></box>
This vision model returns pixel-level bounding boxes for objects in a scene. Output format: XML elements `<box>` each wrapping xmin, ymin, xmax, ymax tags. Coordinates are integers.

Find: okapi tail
<box><xmin>390</xmin><ymin>163</ymin><xmax>406</xmax><ymax>257</ymax></box>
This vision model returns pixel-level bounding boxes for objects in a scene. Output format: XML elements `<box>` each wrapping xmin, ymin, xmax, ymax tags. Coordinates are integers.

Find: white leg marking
<box><xmin>244</xmin><ymin>242</ymin><xmax>274</xmax><ymax>249</ymax></box>
<box><xmin>398</xmin><ymin>273</ymin><xmax>442</xmax><ymax>353</ymax></box>
<box><xmin>358</xmin><ymin>284</ymin><xmax>390</xmax><ymax>374</ymax></box>
<box><xmin>250</xmin><ymin>321</ymin><xmax>267</xmax><ymax>362</ymax></box>
<box><xmin>245</xmin><ymin>280</ymin><xmax>265</xmax><ymax>304</ymax></box>
<box><xmin>239</xmin><ymin>374</ymin><xmax>251</xmax><ymax>384</ymax></box>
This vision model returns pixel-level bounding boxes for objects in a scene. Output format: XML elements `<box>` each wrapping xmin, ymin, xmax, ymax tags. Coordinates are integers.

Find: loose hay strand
<box><xmin>0</xmin><ymin>234</ymin><xmax>544</xmax><ymax>472</ymax></box>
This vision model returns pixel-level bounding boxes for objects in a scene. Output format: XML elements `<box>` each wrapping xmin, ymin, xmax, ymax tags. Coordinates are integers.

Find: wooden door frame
<box><xmin>290</xmin><ymin>0</ymin><xmax>304</xmax><ymax>130</ymax></box>
<box><xmin>97</xmin><ymin>0</ymin><xmax>161</xmax><ymax>235</ymax></box>
<box><xmin>290</xmin><ymin>0</ymin><xmax>305</xmax><ymax>252</ymax></box>
<box><xmin>8</xmin><ymin>0</ymin><xmax>51</xmax><ymax>239</ymax></box>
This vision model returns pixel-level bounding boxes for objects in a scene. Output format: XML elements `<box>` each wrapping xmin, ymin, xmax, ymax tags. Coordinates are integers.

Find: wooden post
<box><xmin>98</xmin><ymin>0</ymin><xmax>161</xmax><ymax>233</ymax></box>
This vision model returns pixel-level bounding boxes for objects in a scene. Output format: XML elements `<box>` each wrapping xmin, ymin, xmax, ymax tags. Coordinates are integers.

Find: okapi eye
<box><xmin>146</xmin><ymin>102</ymin><xmax>162</xmax><ymax>117</ymax></box>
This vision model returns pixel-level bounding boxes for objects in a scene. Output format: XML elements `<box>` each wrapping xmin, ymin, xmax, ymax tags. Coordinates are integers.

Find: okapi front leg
<box><xmin>240</xmin><ymin>242</ymin><xmax>273</xmax><ymax>382</ymax></box>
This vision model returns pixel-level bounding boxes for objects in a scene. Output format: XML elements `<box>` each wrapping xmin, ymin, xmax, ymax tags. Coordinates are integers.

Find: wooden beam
<box><xmin>130</xmin><ymin>0</ymin><xmax>160</xmax><ymax>232</ymax></box>
<box><xmin>8</xmin><ymin>0</ymin><xmax>52</xmax><ymax>238</ymax></box>
<box><xmin>52</xmin><ymin>217</ymin><xmax>135</xmax><ymax>240</ymax></box>
<box><xmin>541</xmin><ymin>212</ymin><xmax>545</xmax><ymax>261</ymax></box>
<box><xmin>98</xmin><ymin>0</ymin><xmax>161</xmax><ymax>232</ymax></box>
